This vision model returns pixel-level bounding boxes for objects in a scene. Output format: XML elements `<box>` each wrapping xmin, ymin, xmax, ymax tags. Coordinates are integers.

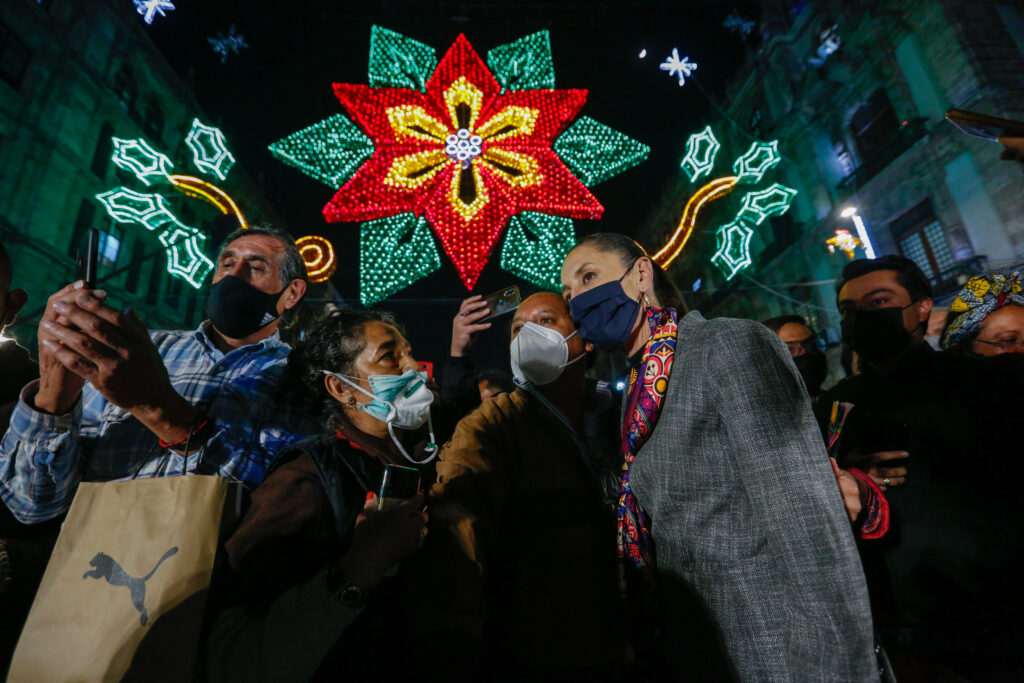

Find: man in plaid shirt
<box><xmin>0</xmin><ymin>226</ymin><xmax>319</xmax><ymax>524</ymax></box>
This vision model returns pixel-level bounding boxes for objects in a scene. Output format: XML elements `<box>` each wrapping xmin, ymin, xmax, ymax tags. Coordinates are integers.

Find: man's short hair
<box><xmin>835</xmin><ymin>255</ymin><xmax>933</xmax><ymax>302</ymax></box>
<box><xmin>217</xmin><ymin>226</ymin><xmax>308</xmax><ymax>288</ymax></box>
<box><xmin>476</xmin><ymin>368</ymin><xmax>515</xmax><ymax>394</ymax></box>
<box><xmin>762</xmin><ymin>314</ymin><xmax>813</xmax><ymax>334</ymax></box>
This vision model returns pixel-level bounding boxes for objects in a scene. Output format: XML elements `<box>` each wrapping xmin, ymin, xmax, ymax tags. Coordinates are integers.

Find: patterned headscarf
<box><xmin>941</xmin><ymin>270</ymin><xmax>1024</xmax><ymax>348</ymax></box>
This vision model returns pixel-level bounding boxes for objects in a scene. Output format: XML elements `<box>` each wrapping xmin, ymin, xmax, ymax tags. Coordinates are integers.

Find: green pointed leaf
<box><xmin>554</xmin><ymin>116</ymin><xmax>650</xmax><ymax>187</ymax></box>
<box><xmin>486</xmin><ymin>30</ymin><xmax>555</xmax><ymax>92</ymax></box>
<box><xmin>268</xmin><ymin>114</ymin><xmax>373</xmax><ymax>189</ymax></box>
<box><xmin>500</xmin><ymin>212</ymin><xmax>576</xmax><ymax>291</ymax></box>
<box><xmin>360</xmin><ymin>213</ymin><xmax>442</xmax><ymax>305</ymax></box>
<box><xmin>368</xmin><ymin>25</ymin><xmax>437</xmax><ymax>92</ymax></box>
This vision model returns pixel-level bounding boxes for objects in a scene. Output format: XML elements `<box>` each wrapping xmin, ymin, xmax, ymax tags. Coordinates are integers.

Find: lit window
<box><xmin>97</xmin><ymin>227</ymin><xmax>123</xmax><ymax>267</ymax></box>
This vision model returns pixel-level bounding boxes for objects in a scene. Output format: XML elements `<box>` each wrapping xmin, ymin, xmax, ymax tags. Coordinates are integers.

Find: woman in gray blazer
<box><xmin>560</xmin><ymin>233</ymin><xmax>877</xmax><ymax>681</ymax></box>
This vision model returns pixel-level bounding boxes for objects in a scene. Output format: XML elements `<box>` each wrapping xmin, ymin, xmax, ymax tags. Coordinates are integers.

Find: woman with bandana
<box><xmin>940</xmin><ymin>270</ymin><xmax>1024</xmax><ymax>358</ymax></box>
<box><xmin>560</xmin><ymin>233</ymin><xmax>876</xmax><ymax>681</ymax></box>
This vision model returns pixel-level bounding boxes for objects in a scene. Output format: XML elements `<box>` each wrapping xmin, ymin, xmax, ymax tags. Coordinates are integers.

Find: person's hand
<box><xmin>450</xmin><ymin>295</ymin><xmax>491</xmax><ymax>357</ymax></box>
<box><xmin>34</xmin><ymin>281</ymin><xmax>96</xmax><ymax>414</ymax></box>
<box><xmin>39</xmin><ymin>294</ymin><xmax>176</xmax><ymax>414</ymax></box>
<box><xmin>998</xmin><ymin>136</ymin><xmax>1024</xmax><ymax>161</ymax></box>
<box><xmin>340</xmin><ymin>493</ymin><xmax>428</xmax><ymax>590</ymax></box>
<box><xmin>831</xmin><ymin>458</ymin><xmax>863</xmax><ymax>522</ymax></box>
<box><xmin>863</xmin><ymin>451</ymin><xmax>909</xmax><ymax>491</ymax></box>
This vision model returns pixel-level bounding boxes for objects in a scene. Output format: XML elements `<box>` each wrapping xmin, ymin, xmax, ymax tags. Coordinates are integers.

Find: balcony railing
<box><xmin>837</xmin><ymin>118</ymin><xmax>928</xmax><ymax>191</ymax></box>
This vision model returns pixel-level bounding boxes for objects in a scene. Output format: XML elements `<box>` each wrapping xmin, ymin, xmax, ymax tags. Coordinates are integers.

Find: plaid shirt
<box><xmin>0</xmin><ymin>323</ymin><xmax>319</xmax><ymax>523</ymax></box>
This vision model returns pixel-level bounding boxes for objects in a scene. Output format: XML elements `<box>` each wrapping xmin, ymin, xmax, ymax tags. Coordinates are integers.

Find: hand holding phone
<box><xmin>945</xmin><ymin>109</ymin><xmax>1024</xmax><ymax>142</ymax></box>
<box><xmin>480</xmin><ymin>286</ymin><xmax>521</xmax><ymax>322</ymax></box>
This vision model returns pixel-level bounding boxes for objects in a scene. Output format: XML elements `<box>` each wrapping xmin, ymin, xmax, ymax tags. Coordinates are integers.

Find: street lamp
<box><xmin>840</xmin><ymin>206</ymin><xmax>877</xmax><ymax>258</ymax></box>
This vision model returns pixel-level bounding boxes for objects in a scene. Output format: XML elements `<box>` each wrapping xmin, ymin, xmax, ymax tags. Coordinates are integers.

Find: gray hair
<box><xmin>217</xmin><ymin>225</ymin><xmax>309</xmax><ymax>288</ymax></box>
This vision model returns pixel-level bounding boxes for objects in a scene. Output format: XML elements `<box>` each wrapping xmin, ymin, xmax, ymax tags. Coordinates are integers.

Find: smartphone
<box><xmin>378</xmin><ymin>464</ymin><xmax>421</xmax><ymax>511</ymax></box>
<box><xmin>945</xmin><ymin>109</ymin><xmax>1024</xmax><ymax>141</ymax></box>
<box><xmin>480</xmin><ymin>285</ymin><xmax>521</xmax><ymax>322</ymax></box>
<box><xmin>75</xmin><ymin>228</ymin><xmax>100</xmax><ymax>289</ymax></box>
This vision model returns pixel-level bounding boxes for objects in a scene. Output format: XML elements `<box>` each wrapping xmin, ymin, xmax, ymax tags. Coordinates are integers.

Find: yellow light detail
<box><xmin>443</xmin><ymin>77</ymin><xmax>485</xmax><ymax>132</ymax></box>
<box><xmin>653</xmin><ymin>176</ymin><xmax>739</xmax><ymax>268</ymax></box>
<box><xmin>385</xmin><ymin>105</ymin><xmax>451</xmax><ymax>142</ymax></box>
<box><xmin>295</xmin><ymin>234</ymin><xmax>337</xmax><ymax>283</ymax></box>
<box><xmin>168</xmin><ymin>175</ymin><xmax>249</xmax><ymax>229</ymax></box>
<box><xmin>481</xmin><ymin>147</ymin><xmax>541</xmax><ymax>187</ymax></box>
<box><xmin>449</xmin><ymin>163</ymin><xmax>488</xmax><ymax>221</ymax></box>
<box><xmin>383</xmin><ymin>149</ymin><xmax>448</xmax><ymax>189</ymax></box>
<box><xmin>474</xmin><ymin>106</ymin><xmax>538</xmax><ymax>142</ymax></box>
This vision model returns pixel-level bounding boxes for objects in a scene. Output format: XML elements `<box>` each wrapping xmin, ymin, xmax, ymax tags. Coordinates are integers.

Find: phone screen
<box><xmin>481</xmin><ymin>286</ymin><xmax>521</xmax><ymax>322</ymax></box>
<box><xmin>75</xmin><ymin>228</ymin><xmax>99</xmax><ymax>289</ymax></box>
<box><xmin>378</xmin><ymin>464</ymin><xmax>421</xmax><ymax>511</ymax></box>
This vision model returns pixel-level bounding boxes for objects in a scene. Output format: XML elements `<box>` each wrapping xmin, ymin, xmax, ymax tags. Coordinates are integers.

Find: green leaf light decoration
<box><xmin>359</xmin><ymin>213</ymin><xmax>442</xmax><ymax>305</ymax></box>
<box><xmin>554</xmin><ymin>116</ymin><xmax>651</xmax><ymax>187</ymax></box>
<box><xmin>368</xmin><ymin>25</ymin><xmax>438</xmax><ymax>91</ymax></box>
<box><xmin>486</xmin><ymin>30</ymin><xmax>555</xmax><ymax>92</ymax></box>
<box><xmin>268</xmin><ymin>114</ymin><xmax>374</xmax><ymax>190</ymax></box>
<box><xmin>710</xmin><ymin>220</ymin><xmax>754</xmax><ymax>281</ymax></box>
<box><xmin>500</xmin><ymin>212</ymin><xmax>576</xmax><ymax>292</ymax></box>
<box><xmin>735</xmin><ymin>183</ymin><xmax>798</xmax><ymax>225</ymax></box>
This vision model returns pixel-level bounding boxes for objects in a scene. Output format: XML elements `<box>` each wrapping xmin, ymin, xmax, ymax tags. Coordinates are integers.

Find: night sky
<box><xmin>145</xmin><ymin>0</ymin><xmax>758</xmax><ymax>370</ymax></box>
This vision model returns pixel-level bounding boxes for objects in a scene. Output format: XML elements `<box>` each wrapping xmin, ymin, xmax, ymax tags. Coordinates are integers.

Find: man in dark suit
<box><xmin>817</xmin><ymin>256</ymin><xmax>1024</xmax><ymax>681</ymax></box>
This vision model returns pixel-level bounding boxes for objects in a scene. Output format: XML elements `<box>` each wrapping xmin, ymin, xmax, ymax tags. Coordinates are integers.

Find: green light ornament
<box><xmin>710</xmin><ymin>220</ymin><xmax>754</xmax><ymax>281</ymax></box>
<box><xmin>110</xmin><ymin>138</ymin><xmax>173</xmax><ymax>186</ymax></box>
<box><xmin>185</xmin><ymin>119</ymin><xmax>236</xmax><ymax>181</ymax></box>
<box><xmin>368</xmin><ymin>25</ymin><xmax>437</xmax><ymax>91</ymax></box>
<box><xmin>500</xmin><ymin>212</ymin><xmax>576</xmax><ymax>292</ymax></box>
<box><xmin>735</xmin><ymin>183</ymin><xmax>798</xmax><ymax>225</ymax></box>
<box><xmin>268</xmin><ymin>114</ymin><xmax>374</xmax><ymax>190</ymax></box>
<box><xmin>554</xmin><ymin>116</ymin><xmax>651</xmax><ymax>187</ymax></box>
<box><xmin>679</xmin><ymin>125</ymin><xmax>721</xmax><ymax>182</ymax></box>
<box><xmin>732</xmin><ymin>139</ymin><xmax>781</xmax><ymax>184</ymax></box>
<box><xmin>359</xmin><ymin>213</ymin><xmax>442</xmax><ymax>305</ymax></box>
<box><xmin>486</xmin><ymin>30</ymin><xmax>555</xmax><ymax>92</ymax></box>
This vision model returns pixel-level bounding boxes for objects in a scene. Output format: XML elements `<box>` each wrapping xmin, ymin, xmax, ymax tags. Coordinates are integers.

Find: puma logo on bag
<box><xmin>82</xmin><ymin>547</ymin><xmax>179</xmax><ymax>626</ymax></box>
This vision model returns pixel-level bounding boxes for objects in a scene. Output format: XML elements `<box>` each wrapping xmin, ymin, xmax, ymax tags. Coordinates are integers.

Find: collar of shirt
<box><xmin>192</xmin><ymin>321</ymin><xmax>286</xmax><ymax>361</ymax></box>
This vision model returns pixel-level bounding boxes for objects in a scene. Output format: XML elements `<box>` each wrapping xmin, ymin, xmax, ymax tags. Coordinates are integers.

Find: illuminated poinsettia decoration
<box><xmin>270</xmin><ymin>27</ymin><xmax>649</xmax><ymax>304</ymax></box>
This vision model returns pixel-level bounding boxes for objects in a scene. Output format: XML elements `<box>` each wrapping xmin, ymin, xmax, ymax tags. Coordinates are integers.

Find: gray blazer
<box><xmin>629</xmin><ymin>311</ymin><xmax>876</xmax><ymax>681</ymax></box>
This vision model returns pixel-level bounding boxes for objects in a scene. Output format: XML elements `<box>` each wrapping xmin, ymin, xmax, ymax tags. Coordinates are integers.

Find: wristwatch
<box><xmin>325</xmin><ymin>564</ymin><xmax>368</xmax><ymax>609</ymax></box>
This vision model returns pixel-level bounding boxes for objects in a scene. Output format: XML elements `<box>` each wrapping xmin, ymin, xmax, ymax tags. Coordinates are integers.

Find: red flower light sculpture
<box><xmin>325</xmin><ymin>34</ymin><xmax>603</xmax><ymax>289</ymax></box>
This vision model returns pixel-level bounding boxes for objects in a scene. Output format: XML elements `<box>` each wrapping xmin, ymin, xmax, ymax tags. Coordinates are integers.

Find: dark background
<box><xmin>146</xmin><ymin>0</ymin><xmax>758</xmax><ymax>372</ymax></box>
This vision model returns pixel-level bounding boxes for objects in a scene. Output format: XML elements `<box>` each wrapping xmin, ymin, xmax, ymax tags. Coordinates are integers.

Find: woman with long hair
<box><xmin>560</xmin><ymin>233</ymin><xmax>876</xmax><ymax>680</ymax></box>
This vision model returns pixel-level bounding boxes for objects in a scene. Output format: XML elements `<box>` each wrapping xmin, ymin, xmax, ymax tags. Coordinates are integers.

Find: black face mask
<box><xmin>206</xmin><ymin>275</ymin><xmax>284</xmax><ymax>339</ymax></box>
<box><xmin>841</xmin><ymin>304</ymin><xmax>915</xmax><ymax>364</ymax></box>
<box><xmin>792</xmin><ymin>352</ymin><xmax>828</xmax><ymax>396</ymax></box>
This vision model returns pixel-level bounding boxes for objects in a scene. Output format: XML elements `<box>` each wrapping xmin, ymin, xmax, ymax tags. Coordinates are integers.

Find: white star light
<box><xmin>133</xmin><ymin>0</ymin><xmax>175</xmax><ymax>25</ymax></box>
<box><xmin>660</xmin><ymin>48</ymin><xmax>697</xmax><ymax>86</ymax></box>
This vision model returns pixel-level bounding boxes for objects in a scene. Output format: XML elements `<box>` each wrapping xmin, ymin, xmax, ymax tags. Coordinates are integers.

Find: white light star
<box><xmin>660</xmin><ymin>48</ymin><xmax>698</xmax><ymax>86</ymax></box>
<box><xmin>133</xmin><ymin>0</ymin><xmax>175</xmax><ymax>25</ymax></box>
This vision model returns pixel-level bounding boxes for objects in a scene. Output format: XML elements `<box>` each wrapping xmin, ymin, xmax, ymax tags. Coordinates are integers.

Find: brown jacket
<box><xmin>411</xmin><ymin>388</ymin><xmax>620</xmax><ymax>680</ymax></box>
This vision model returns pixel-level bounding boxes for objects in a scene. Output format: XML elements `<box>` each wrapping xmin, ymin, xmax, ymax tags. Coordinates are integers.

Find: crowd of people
<box><xmin>0</xmin><ymin>222</ymin><xmax>1021</xmax><ymax>681</ymax></box>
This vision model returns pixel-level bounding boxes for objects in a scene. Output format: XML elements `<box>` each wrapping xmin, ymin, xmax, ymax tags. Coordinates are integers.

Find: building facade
<box><xmin>642</xmin><ymin>0</ymin><xmax>1024</xmax><ymax>345</ymax></box>
<box><xmin>0</xmin><ymin>0</ymin><xmax>283</xmax><ymax>352</ymax></box>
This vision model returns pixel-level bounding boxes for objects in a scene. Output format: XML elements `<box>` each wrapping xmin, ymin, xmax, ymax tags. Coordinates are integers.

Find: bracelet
<box><xmin>158</xmin><ymin>414</ymin><xmax>209</xmax><ymax>450</ymax></box>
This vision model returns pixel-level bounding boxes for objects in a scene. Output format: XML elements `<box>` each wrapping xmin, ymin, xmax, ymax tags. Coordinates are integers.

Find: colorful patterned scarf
<box><xmin>617</xmin><ymin>306</ymin><xmax>678</xmax><ymax>579</ymax></box>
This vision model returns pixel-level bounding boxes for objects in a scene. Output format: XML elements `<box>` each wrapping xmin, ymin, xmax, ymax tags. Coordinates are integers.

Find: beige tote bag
<box><xmin>8</xmin><ymin>475</ymin><xmax>228</xmax><ymax>682</ymax></box>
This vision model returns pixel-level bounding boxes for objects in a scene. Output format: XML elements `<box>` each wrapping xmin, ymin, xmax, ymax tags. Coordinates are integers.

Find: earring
<box><xmin>643</xmin><ymin>292</ymin><xmax>651</xmax><ymax>306</ymax></box>
<box><xmin>346</xmin><ymin>397</ymin><xmax>357</xmax><ymax>407</ymax></box>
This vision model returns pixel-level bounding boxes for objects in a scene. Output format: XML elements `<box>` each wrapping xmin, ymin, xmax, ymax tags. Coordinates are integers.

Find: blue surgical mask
<box><xmin>569</xmin><ymin>259</ymin><xmax>642</xmax><ymax>351</ymax></box>
<box><xmin>322</xmin><ymin>369</ymin><xmax>437</xmax><ymax>464</ymax></box>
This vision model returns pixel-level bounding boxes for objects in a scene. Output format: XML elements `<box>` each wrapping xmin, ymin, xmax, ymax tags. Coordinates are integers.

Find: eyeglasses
<box><xmin>783</xmin><ymin>337</ymin><xmax>819</xmax><ymax>356</ymax></box>
<box><xmin>973</xmin><ymin>338</ymin><xmax>1024</xmax><ymax>352</ymax></box>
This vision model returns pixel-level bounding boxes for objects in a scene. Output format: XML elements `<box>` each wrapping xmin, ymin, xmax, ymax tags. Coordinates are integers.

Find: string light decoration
<box><xmin>268</xmin><ymin>114</ymin><xmax>374</xmax><ymax>189</ymax></box>
<box><xmin>679</xmin><ymin>125</ymin><xmax>721</xmax><ymax>182</ymax></box>
<box><xmin>710</xmin><ymin>220</ymin><xmax>754</xmax><ymax>281</ymax></box>
<box><xmin>653</xmin><ymin>127</ymin><xmax>797</xmax><ymax>276</ymax></box>
<box><xmin>134</xmin><ymin>0</ymin><xmax>175</xmax><ymax>24</ymax></box>
<box><xmin>500</xmin><ymin>212</ymin><xmax>576</xmax><ymax>292</ymax></box>
<box><xmin>209</xmin><ymin>25</ymin><xmax>248</xmax><ymax>64</ymax></box>
<box><xmin>296</xmin><ymin>235</ymin><xmax>338</xmax><ymax>283</ymax></box>
<box><xmin>732</xmin><ymin>140</ymin><xmax>781</xmax><ymax>184</ymax></box>
<box><xmin>660</xmin><ymin>48</ymin><xmax>698</xmax><ymax>86</ymax></box>
<box><xmin>185</xmin><ymin>119</ymin><xmax>236</xmax><ymax>180</ymax></box>
<box><xmin>735</xmin><ymin>183</ymin><xmax>798</xmax><ymax>225</ymax></box>
<box><xmin>270</xmin><ymin>27</ymin><xmax>648</xmax><ymax>301</ymax></box>
<box><xmin>95</xmin><ymin>126</ymin><xmax>248</xmax><ymax>288</ymax></box>
<box><xmin>111</xmin><ymin>138</ymin><xmax>173</xmax><ymax>186</ymax></box>
<box><xmin>95</xmin><ymin>187</ymin><xmax>213</xmax><ymax>287</ymax></box>
<box><xmin>360</xmin><ymin>213</ymin><xmax>442</xmax><ymax>305</ymax></box>
<box><xmin>826</xmin><ymin>229</ymin><xmax>862</xmax><ymax>259</ymax></box>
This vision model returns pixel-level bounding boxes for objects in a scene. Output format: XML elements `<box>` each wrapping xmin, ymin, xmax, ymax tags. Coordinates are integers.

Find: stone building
<box><xmin>0</xmin><ymin>0</ymin><xmax>283</xmax><ymax>351</ymax></box>
<box><xmin>642</xmin><ymin>0</ymin><xmax>1024</xmax><ymax>345</ymax></box>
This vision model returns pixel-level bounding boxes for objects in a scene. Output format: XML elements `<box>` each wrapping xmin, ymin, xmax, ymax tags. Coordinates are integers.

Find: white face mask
<box><xmin>322</xmin><ymin>369</ymin><xmax>438</xmax><ymax>464</ymax></box>
<box><xmin>510</xmin><ymin>322</ymin><xmax>584</xmax><ymax>386</ymax></box>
